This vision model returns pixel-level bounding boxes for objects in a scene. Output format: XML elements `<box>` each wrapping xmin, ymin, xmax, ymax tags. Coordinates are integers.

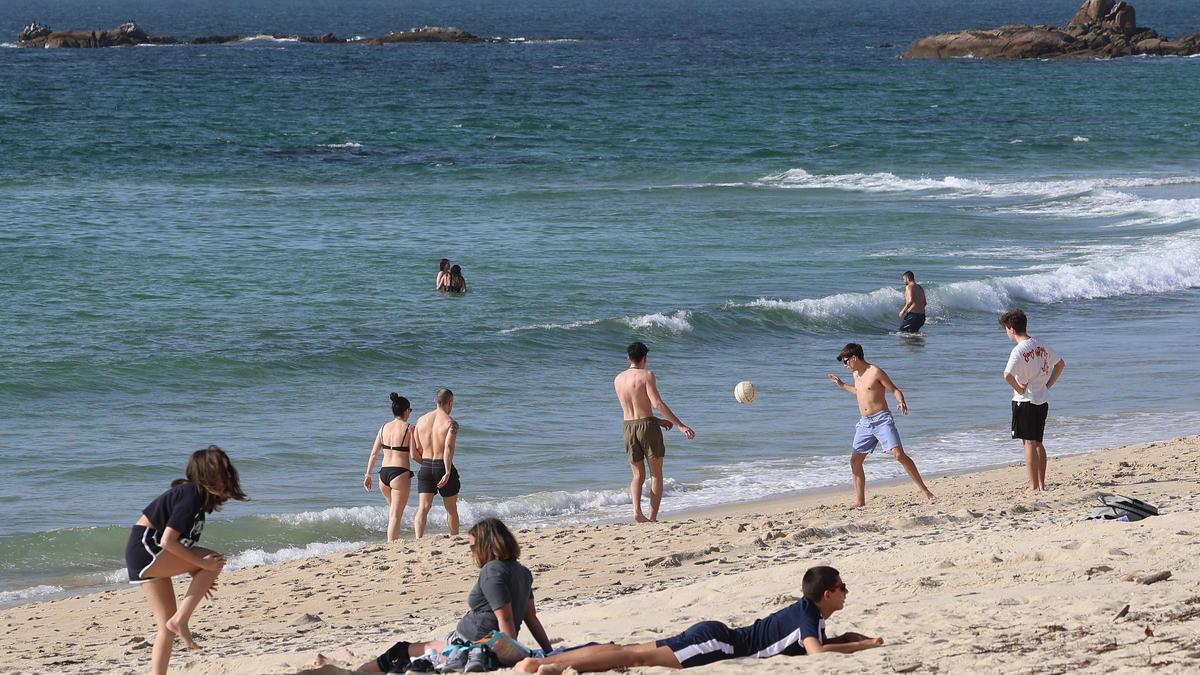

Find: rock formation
<box><xmin>16</xmin><ymin>21</ymin><xmax>514</xmax><ymax>48</ymax></box>
<box><xmin>18</xmin><ymin>21</ymin><xmax>176</xmax><ymax>48</ymax></box>
<box><xmin>902</xmin><ymin>0</ymin><xmax>1200</xmax><ymax>59</ymax></box>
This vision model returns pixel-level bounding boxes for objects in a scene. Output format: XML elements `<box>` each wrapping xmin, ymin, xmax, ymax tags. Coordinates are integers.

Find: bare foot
<box><xmin>166</xmin><ymin>616</ymin><xmax>200</xmax><ymax>650</ymax></box>
<box><xmin>634</xmin><ymin>513</ymin><xmax>650</xmax><ymax>523</ymax></box>
<box><xmin>923</xmin><ymin>491</ymin><xmax>937</xmax><ymax>502</ymax></box>
<box><xmin>850</xmin><ymin>501</ymin><xmax>865</xmax><ymax>509</ymax></box>
<box><xmin>514</xmin><ymin>657</ymin><xmax>542</xmax><ymax>673</ymax></box>
<box><xmin>314</xmin><ymin>653</ymin><xmax>330</xmax><ymax>667</ymax></box>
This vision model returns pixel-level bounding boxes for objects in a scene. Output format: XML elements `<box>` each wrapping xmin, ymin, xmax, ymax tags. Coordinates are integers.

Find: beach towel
<box><xmin>473</xmin><ymin>631</ymin><xmax>532</xmax><ymax>667</ymax></box>
<box><xmin>1086</xmin><ymin>493</ymin><xmax>1159</xmax><ymax>522</ymax></box>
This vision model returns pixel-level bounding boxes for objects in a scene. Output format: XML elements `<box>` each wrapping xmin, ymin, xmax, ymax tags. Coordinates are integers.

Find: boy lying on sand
<box><xmin>515</xmin><ymin>566</ymin><xmax>881</xmax><ymax>673</ymax></box>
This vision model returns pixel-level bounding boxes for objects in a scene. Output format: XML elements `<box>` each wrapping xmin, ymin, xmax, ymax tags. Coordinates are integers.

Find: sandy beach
<box><xmin>4</xmin><ymin>436</ymin><xmax>1199</xmax><ymax>674</ymax></box>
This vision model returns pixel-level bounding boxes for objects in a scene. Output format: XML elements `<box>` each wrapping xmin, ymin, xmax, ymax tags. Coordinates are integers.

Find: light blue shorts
<box><xmin>852</xmin><ymin>410</ymin><xmax>902</xmax><ymax>454</ymax></box>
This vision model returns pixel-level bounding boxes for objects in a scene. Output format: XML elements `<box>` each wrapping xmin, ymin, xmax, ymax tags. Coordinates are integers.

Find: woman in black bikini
<box><xmin>125</xmin><ymin>445</ymin><xmax>248</xmax><ymax>675</ymax></box>
<box><xmin>364</xmin><ymin>393</ymin><xmax>418</xmax><ymax>542</ymax></box>
<box><xmin>448</xmin><ymin>264</ymin><xmax>468</xmax><ymax>293</ymax></box>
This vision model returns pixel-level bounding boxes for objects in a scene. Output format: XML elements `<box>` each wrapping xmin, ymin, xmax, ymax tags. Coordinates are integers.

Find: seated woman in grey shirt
<box><xmin>316</xmin><ymin>518</ymin><xmax>552</xmax><ymax>673</ymax></box>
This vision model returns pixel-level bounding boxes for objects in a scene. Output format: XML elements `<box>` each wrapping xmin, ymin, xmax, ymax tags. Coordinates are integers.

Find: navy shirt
<box><xmin>455</xmin><ymin>560</ymin><xmax>534</xmax><ymax>640</ymax></box>
<box><xmin>733</xmin><ymin>597</ymin><xmax>826</xmax><ymax>657</ymax></box>
<box><xmin>142</xmin><ymin>482</ymin><xmax>206</xmax><ymax>548</ymax></box>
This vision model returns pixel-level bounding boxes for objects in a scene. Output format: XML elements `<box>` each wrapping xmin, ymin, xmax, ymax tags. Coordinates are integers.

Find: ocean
<box><xmin>2</xmin><ymin>0</ymin><xmax>1199</xmax><ymax>606</ymax></box>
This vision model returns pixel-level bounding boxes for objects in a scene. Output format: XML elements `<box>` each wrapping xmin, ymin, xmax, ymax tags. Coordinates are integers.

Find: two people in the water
<box><xmin>437</xmin><ymin>258</ymin><xmax>468</xmax><ymax>294</ymax></box>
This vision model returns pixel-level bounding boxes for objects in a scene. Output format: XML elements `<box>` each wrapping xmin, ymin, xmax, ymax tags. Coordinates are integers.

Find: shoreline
<box><xmin>3</xmin><ymin>434</ymin><xmax>1199</xmax><ymax>673</ymax></box>
<box><xmin>0</xmin><ymin>432</ymin><xmax>1186</xmax><ymax>611</ymax></box>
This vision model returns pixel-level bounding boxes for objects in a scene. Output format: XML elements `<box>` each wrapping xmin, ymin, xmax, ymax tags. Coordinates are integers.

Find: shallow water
<box><xmin>2</xmin><ymin>0</ymin><xmax>1199</xmax><ymax>604</ymax></box>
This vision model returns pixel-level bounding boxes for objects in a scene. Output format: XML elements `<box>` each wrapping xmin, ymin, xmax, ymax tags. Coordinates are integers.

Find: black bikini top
<box><xmin>379</xmin><ymin>423</ymin><xmax>412</xmax><ymax>452</ymax></box>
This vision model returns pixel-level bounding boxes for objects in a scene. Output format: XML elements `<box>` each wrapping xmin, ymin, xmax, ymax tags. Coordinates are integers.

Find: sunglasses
<box><xmin>839</xmin><ymin>356</ymin><xmax>854</xmax><ymax>364</ymax></box>
<box><xmin>832</xmin><ymin>581</ymin><xmax>848</xmax><ymax>593</ymax></box>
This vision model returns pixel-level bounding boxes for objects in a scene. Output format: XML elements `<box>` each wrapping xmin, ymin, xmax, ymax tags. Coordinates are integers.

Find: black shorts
<box><xmin>417</xmin><ymin>460</ymin><xmax>461</xmax><ymax>497</ymax></box>
<box><xmin>656</xmin><ymin>621</ymin><xmax>738</xmax><ymax>668</ymax></box>
<box><xmin>899</xmin><ymin>312</ymin><xmax>926</xmax><ymax>333</ymax></box>
<box><xmin>1011</xmin><ymin>401</ymin><xmax>1049</xmax><ymax>442</ymax></box>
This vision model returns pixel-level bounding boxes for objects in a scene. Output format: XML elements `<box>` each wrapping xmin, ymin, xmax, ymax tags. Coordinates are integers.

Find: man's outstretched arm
<box><xmin>804</xmin><ymin>634</ymin><xmax>884</xmax><ymax>654</ymax></box>
<box><xmin>646</xmin><ymin>372</ymin><xmax>694</xmax><ymax>439</ymax></box>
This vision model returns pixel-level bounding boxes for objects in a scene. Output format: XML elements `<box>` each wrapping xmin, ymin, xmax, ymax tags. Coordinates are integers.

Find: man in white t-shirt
<box><xmin>999</xmin><ymin>309</ymin><xmax>1065</xmax><ymax>492</ymax></box>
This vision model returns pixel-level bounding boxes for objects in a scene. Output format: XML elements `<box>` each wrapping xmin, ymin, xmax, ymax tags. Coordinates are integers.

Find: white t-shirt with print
<box><xmin>1004</xmin><ymin>337</ymin><xmax>1061</xmax><ymax>405</ymax></box>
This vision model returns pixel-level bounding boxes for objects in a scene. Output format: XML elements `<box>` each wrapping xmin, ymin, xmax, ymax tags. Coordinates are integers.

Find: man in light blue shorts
<box><xmin>828</xmin><ymin>343</ymin><xmax>936</xmax><ymax>508</ymax></box>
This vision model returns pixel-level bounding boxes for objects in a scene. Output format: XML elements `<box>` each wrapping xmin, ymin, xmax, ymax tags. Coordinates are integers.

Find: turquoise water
<box><xmin>2</xmin><ymin>0</ymin><xmax>1199</xmax><ymax>604</ymax></box>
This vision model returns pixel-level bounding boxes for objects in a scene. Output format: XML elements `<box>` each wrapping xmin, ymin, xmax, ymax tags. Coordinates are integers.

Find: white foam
<box><xmin>756</xmin><ymin>168</ymin><xmax>969</xmax><ymax>192</ymax></box>
<box><xmin>1073</xmin><ymin>136</ymin><xmax>1090</xmax><ymax>142</ymax></box>
<box><xmin>319</xmin><ymin>142</ymin><xmax>363</xmax><ymax>149</ymax></box>
<box><xmin>744</xmin><ymin>287</ymin><xmax>901</xmax><ymax>319</ymax></box>
<box><xmin>737</xmin><ymin>232</ymin><xmax>1200</xmax><ymax>320</ymax></box>
<box><xmin>225</xmin><ymin>540</ymin><xmax>365</xmax><ymax>569</ymax></box>
<box><xmin>0</xmin><ymin>585</ymin><xmax>64</xmax><ymax>605</ymax></box>
<box><xmin>270</xmin><ymin>505</ymin><xmax>387</xmax><ymax>529</ymax></box>
<box><xmin>1</xmin><ymin>42</ymin><xmax>20</xmax><ymax>48</ymax></box>
<box><xmin>499</xmin><ymin>318</ymin><xmax>602</xmax><ymax>334</ymax></box>
<box><xmin>237</xmin><ymin>35</ymin><xmax>300</xmax><ymax>43</ymax></box>
<box><xmin>1006</xmin><ymin>189</ymin><xmax>1200</xmax><ymax>227</ymax></box>
<box><xmin>624</xmin><ymin>310</ymin><xmax>693</xmax><ymax>332</ymax></box>
<box><xmin>756</xmin><ymin>167</ymin><xmax>1199</xmax><ymax>198</ymax></box>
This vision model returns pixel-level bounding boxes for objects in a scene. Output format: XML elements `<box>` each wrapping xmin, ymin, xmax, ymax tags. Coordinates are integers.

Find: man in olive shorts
<box><xmin>614</xmin><ymin>342</ymin><xmax>695</xmax><ymax>523</ymax></box>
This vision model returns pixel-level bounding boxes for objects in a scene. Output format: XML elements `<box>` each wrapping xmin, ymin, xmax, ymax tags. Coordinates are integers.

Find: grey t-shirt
<box><xmin>455</xmin><ymin>559</ymin><xmax>534</xmax><ymax>640</ymax></box>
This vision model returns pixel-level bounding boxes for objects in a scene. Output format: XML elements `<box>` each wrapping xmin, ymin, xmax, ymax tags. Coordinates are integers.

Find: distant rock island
<box><xmin>16</xmin><ymin>20</ymin><xmax>521</xmax><ymax>48</ymax></box>
<box><xmin>902</xmin><ymin>0</ymin><xmax>1200</xmax><ymax>59</ymax></box>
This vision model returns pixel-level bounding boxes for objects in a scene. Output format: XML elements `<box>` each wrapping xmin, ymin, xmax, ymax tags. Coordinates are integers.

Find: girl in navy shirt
<box><xmin>125</xmin><ymin>445</ymin><xmax>248</xmax><ymax>675</ymax></box>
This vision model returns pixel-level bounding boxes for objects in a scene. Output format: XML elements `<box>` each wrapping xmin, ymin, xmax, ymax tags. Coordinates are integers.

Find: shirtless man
<box><xmin>614</xmin><ymin>342</ymin><xmax>695</xmax><ymax>523</ymax></box>
<box><xmin>412</xmin><ymin>388</ymin><xmax>461</xmax><ymax>537</ymax></box>
<box><xmin>897</xmin><ymin>271</ymin><xmax>927</xmax><ymax>334</ymax></box>
<box><xmin>827</xmin><ymin>343</ymin><xmax>935</xmax><ymax>507</ymax></box>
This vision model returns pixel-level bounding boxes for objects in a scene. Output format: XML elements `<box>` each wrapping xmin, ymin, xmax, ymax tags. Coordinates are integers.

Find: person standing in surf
<box><xmin>412</xmin><ymin>388</ymin><xmax>462</xmax><ymax>537</ymax></box>
<box><xmin>614</xmin><ymin>341</ymin><xmax>695</xmax><ymax>523</ymax></box>
<box><xmin>125</xmin><ymin>445</ymin><xmax>248</xmax><ymax>675</ymax></box>
<box><xmin>999</xmin><ymin>309</ymin><xmax>1065</xmax><ymax>492</ymax></box>
<box><xmin>897</xmin><ymin>271</ymin><xmax>927</xmax><ymax>333</ymax></box>
<box><xmin>436</xmin><ymin>258</ymin><xmax>452</xmax><ymax>291</ymax></box>
<box><xmin>363</xmin><ymin>393</ymin><xmax>417</xmax><ymax>542</ymax></box>
<box><xmin>827</xmin><ymin>343</ymin><xmax>935</xmax><ymax>507</ymax></box>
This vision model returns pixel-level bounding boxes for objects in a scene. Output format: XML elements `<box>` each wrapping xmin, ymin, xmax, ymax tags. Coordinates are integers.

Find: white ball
<box><xmin>734</xmin><ymin>380</ymin><xmax>757</xmax><ymax>404</ymax></box>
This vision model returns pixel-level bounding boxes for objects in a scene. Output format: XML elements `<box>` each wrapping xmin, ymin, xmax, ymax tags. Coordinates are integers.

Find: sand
<box><xmin>3</xmin><ymin>436</ymin><xmax>1199</xmax><ymax>674</ymax></box>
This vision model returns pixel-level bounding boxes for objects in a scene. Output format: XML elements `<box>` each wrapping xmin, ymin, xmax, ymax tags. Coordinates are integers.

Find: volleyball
<box><xmin>734</xmin><ymin>380</ymin><xmax>757</xmax><ymax>404</ymax></box>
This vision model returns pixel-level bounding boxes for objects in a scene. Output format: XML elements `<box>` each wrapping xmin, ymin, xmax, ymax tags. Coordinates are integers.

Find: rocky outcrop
<box><xmin>902</xmin><ymin>1</ymin><xmax>1200</xmax><ymax>59</ymax></box>
<box><xmin>16</xmin><ymin>21</ymin><xmax>514</xmax><ymax>48</ymax></box>
<box><xmin>18</xmin><ymin>21</ymin><xmax>176</xmax><ymax>48</ymax></box>
<box><xmin>358</xmin><ymin>26</ymin><xmax>499</xmax><ymax>45</ymax></box>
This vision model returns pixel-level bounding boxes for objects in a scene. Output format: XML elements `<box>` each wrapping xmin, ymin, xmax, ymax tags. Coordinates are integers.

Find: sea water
<box><xmin>2</xmin><ymin>0</ymin><xmax>1199</xmax><ymax>605</ymax></box>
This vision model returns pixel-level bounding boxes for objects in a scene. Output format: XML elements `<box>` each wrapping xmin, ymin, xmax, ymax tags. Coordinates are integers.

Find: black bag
<box><xmin>1086</xmin><ymin>493</ymin><xmax>1159</xmax><ymax>522</ymax></box>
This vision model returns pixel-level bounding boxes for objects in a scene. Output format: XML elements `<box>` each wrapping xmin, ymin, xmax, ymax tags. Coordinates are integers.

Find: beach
<box><xmin>3</xmin><ymin>435</ymin><xmax>1197</xmax><ymax>674</ymax></box>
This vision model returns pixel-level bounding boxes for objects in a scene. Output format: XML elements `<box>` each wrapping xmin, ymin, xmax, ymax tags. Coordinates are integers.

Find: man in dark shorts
<box><xmin>897</xmin><ymin>270</ymin><xmax>927</xmax><ymax>333</ymax></box>
<box><xmin>513</xmin><ymin>566</ymin><xmax>882</xmax><ymax>673</ymax></box>
<box><xmin>413</xmin><ymin>388</ymin><xmax>462</xmax><ymax>537</ymax></box>
<box><xmin>613</xmin><ymin>342</ymin><xmax>694</xmax><ymax>523</ymax></box>
<box><xmin>1000</xmin><ymin>309</ymin><xmax>1065</xmax><ymax>492</ymax></box>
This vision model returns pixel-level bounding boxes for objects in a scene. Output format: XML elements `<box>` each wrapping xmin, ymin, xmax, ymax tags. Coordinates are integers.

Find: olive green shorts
<box><xmin>623</xmin><ymin>418</ymin><xmax>666</xmax><ymax>464</ymax></box>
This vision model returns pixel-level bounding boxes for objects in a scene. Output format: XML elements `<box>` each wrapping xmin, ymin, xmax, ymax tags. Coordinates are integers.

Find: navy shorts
<box><xmin>656</xmin><ymin>621</ymin><xmax>738</xmax><ymax>668</ymax></box>
<box><xmin>899</xmin><ymin>312</ymin><xmax>926</xmax><ymax>333</ymax></box>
